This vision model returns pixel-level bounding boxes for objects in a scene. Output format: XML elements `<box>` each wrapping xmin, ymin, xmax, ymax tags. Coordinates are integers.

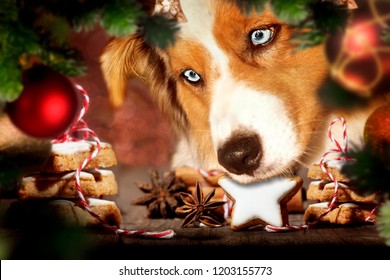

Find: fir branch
<box><xmin>0</xmin><ymin>55</ymin><xmax>23</xmax><ymax>102</ymax></box>
<box><xmin>309</xmin><ymin>0</ymin><xmax>350</xmax><ymax>33</ymax></box>
<box><xmin>0</xmin><ymin>0</ymin><xmax>90</xmax><ymax>101</ymax></box>
<box><xmin>291</xmin><ymin>21</ymin><xmax>326</xmax><ymax>51</ymax></box>
<box><xmin>378</xmin><ymin>201</ymin><xmax>390</xmax><ymax>246</ymax></box>
<box><xmin>0</xmin><ymin>0</ymin><xmax>18</xmax><ymax>22</ymax></box>
<box><xmin>34</xmin><ymin>12</ymin><xmax>72</xmax><ymax>47</ymax></box>
<box><xmin>100</xmin><ymin>0</ymin><xmax>143</xmax><ymax>37</ymax></box>
<box><xmin>44</xmin><ymin>49</ymin><xmax>86</xmax><ymax>77</ymax></box>
<box><xmin>271</xmin><ymin>0</ymin><xmax>311</xmax><ymax>25</ymax></box>
<box><xmin>341</xmin><ymin>145</ymin><xmax>390</xmax><ymax>199</ymax></box>
<box><xmin>292</xmin><ymin>0</ymin><xmax>350</xmax><ymax>50</ymax></box>
<box><xmin>139</xmin><ymin>15</ymin><xmax>180</xmax><ymax>49</ymax></box>
<box><xmin>72</xmin><ymin>10</ymin><xmax>100</xmax><ymax>33</ymax></box>
<box><xmin>382</xmin><ymin>27</ymin><xmax>390</xmax><ymax>45</ymax></box>
<box><xmin>317</xmin><ymin>78</ymin><xmax>368</xmax><ymax>109</ymax></box>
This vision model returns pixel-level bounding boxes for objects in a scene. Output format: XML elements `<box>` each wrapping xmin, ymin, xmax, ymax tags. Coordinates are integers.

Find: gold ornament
<box><xmin>153</xmin><ymin>0</ymin><xmax>187</xmax><ymax>23</ymax></box>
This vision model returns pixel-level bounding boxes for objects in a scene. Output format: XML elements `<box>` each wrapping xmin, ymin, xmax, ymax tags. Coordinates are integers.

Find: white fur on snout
<box><xmin>210</xmin><ymin>82</ymin><xmax>300</xmax><ymax>183</ymax></box>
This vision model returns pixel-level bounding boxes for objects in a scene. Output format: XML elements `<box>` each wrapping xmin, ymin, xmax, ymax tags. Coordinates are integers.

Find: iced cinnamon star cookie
<box><xmin>218</xmin><ymin>176</ymin><xmax>302</xmax><ymax>230</ymax></box>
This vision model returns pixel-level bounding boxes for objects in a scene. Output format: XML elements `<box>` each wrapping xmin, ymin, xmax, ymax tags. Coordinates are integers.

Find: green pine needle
<box><xmin>140</xmin><ymin>15</ymin><xmax>180</xmax><ymax>49</ymax></box>
<box><xmin>72</xmin><ymin>10</ymin><xmax>100</xmax><ymax>33</ymax></box>
<box><xmin>45</xmin><ymin>50</ymin><xmax>86</xmax><ymax>77</ymax></box>
<box><xmin>35</xmin><ymin>13</ymin><xmax>71</xmax><ymax>47</ymax></box>
<box><xmin>378</xmin><ymin>201</ymin><xmax>390</xmax><ymax>246</ymax></box>
<box><xmin>382</xmin><ymin>27</ymin><xmax>390</xmax><ymax>45</ymax></box>
<box><xmin>0</xmin><ymin>55</ymin><xmax>23</xmax><ymax>102</ymax></box>
<box><xmin>341</xmin><ymin>145</ymin><xmax>390</xmax><ymax>198</ymax></box>
<box><xmin>101</xmin><ymin>0</ymin><xmax>142</xmax><ymax>37</ymax></box>
<box><xmin>292</xmin><ymin>21</ymin><xmax>325</xmax><ymax>51</ymax></box>
<box><xmin>271</xmin><ymin>0</ymin><xmax>311</xmax><ymax>25</ymax></box>
<box><xmin>317</xmin><ymin>77</ymin><xmax>368</xmax><ymax>109</ymax></box>
<box><xmin>0</xmin><ymin>0</ymin><xmax>18</xmax><ymax>22</ymax></box>
<box><xmin>310</xmin><ymin>0</ymin><xmax>350</xmax><ymax>33</ymax></box>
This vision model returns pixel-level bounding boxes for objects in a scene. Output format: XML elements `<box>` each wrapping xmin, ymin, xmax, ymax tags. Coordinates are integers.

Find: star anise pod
<box><xmin>175</xmin><ymin>181</ymin><xmax>226</xmax><ymax>227</ymax></box>
<box><xmin>131</xmin><ymin>169</ymin><xmax>188</xmax><ymax>218</ymax></box>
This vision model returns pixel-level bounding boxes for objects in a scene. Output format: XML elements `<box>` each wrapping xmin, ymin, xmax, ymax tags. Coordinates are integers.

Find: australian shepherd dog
<box><xmin>100</xmin><ymin>0</ymin><xmax>384</xmax><ymax>184</ymax></box>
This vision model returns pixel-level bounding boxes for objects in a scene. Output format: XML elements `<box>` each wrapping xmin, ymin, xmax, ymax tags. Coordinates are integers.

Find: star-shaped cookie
<box><xmin>218</xmin><ymin>176</ymin><xmax>302</xmax><ymax>230</ymax></box>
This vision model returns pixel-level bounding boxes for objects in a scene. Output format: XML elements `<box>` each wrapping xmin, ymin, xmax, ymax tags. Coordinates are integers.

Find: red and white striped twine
<box><xmin>365</xmin><ymin>204</ymin><xmax>380</xmax><ymax>223</ymax></box>
<box><xmin>52</xmin><ymin>84</ymin><xmax>175</xmax><ymax>239</ymax></box>
<box><xmin>317</xmin><ymin>117</ymin><xmax>352</xmax><ymax>219</ymax></box>
<box><xmin>265</xmin><ymin>116</ymin><xmax>376</xmax><ymax>233</ymax></box>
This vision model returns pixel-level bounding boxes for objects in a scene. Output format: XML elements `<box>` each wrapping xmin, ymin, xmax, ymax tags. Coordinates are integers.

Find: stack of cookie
<box><xmin>6</xmin><ymin>141</ymin><xmax>122</xmax><ymax>228</ymax></box>
<box><xmin>304</xmin><ymin>160</ymin><xmax>380</xmax><ymax>225</ymax></box>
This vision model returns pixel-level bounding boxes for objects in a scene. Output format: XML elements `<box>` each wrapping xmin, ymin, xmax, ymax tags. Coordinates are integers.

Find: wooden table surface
<box><xmin>1</xmin><ymin>165</ymin><xmax>390</xmax><ymax>260</ymax></box>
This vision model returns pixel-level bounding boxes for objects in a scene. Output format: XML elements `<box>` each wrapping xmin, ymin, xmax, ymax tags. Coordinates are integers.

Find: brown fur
<box><xmin>100</xmin><ymin>1</ymin><xmax>385</xmax><ymax>181</ymax></box>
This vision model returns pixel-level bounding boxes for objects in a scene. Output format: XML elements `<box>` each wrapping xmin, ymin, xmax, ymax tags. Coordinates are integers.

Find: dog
<box><xmin>100</xmin><ymin>0</ymin><xmax>385</xmax><ymax>184</ymax></box>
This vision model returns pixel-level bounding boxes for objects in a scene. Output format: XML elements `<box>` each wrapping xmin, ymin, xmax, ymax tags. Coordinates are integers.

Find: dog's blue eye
<box><xmin>182</xmin><ymin>69</ymin><xmax>201</xmax><ymax>84</ymax></box>
<box><xmin>250</xmin><ymin>27</ymin><xmax>275</xmax><ymax>46</ymax></box>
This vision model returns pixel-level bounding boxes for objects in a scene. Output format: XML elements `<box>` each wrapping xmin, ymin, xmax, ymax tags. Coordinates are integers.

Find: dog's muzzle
<box><xmin>217</xmin><ymin>132</ymin><xmax>261</xmax><ymax>176</ymax></box>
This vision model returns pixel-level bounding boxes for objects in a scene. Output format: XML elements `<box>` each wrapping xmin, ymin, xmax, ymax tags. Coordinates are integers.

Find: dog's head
<box><xmin>100</xmin><ymin>0</ymin><xmax>329</xmax><ymax>183</ymax></box>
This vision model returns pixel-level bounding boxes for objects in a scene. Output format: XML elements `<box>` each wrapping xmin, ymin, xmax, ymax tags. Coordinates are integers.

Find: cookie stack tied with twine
<box><xmin>264</xmin><ymin>117</ymin><xmax>378</xmax><ymax>233</ymax></box>
<box><xmin>6</xmin><ymin>140</ymin><xmax>122</xmax><ymax>228</ymax></box>
<box><xmin>6</xmin><ymin>85</ymin><xmax>175</xmax><ymax>238</ymax></box>
<box><xmin>304</xmin><ymin>118</ymin><xmax>380</xmax><ymax>225</ymax></box>
<box><xmin>6</xmin><ymin>89</ymin><xmax>121</xmax><ymax>228</ymax></box>
<box><xmin>305</xmin><ymin>159</ymin><xmax>380</xmax><ymax>225</ymax></box>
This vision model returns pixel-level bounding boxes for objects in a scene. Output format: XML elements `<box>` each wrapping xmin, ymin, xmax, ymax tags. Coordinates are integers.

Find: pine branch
<box><xmin>382</xmin><ymin>27</ymin><xmax>390</xmax><ymax>45</ymax></box>
<box><xmin>100</xmin><ymin>0</ymin><xmax>142</xmax><ymax>37</ymax></box>
<box><xmin>271</xmin><ymin>0</ymin><xmax>311</xmax><ymax>25</ymax></box>
<box><xmin>317</xmin><ymin>78</ymin><xmax>368</xmax><ymax>109</ymax></box>
<box><xmin>139</xmin><ymin>15</ymin><xmax>180</xmax><ymax>49</ymax></box>
<box><xmin>341</xmin><ymin>145</ymin><xmax>390</xmax><ymax>199</ymax></box>
<box><xmin>378</xmin><ymin>201</ymin><xmax>390</xmax><ymax>246</ymax></box>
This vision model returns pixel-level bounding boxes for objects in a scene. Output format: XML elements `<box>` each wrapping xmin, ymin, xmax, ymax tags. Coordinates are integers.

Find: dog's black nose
<box><xmin>217</xmin><ymin>133</ymin><xmax>262</xmax><ymax>176</ymax></box>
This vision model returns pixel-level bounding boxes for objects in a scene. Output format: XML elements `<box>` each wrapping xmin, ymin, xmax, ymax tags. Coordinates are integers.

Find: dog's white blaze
<box><xmin>179</xmin><ymin>0</ymin><xmax>300</xmax><ymax>182</ymax></box>
<box><xmin>211</xmin><ymin>81</ymin><xmax>300</xmax><ymax>181</ymax></box>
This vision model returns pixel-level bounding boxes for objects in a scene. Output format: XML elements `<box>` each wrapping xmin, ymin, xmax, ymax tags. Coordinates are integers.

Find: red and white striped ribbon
<box><xmin>316</xmin><ymin>116</ymin><xmax>353</xmax><ymax>218</ymax></box>
<box><xmin>365</xmin><ymin>204</ymin><xmax>380</xmax><ymax>223</ymax></box>
<box><xmin>265</xmin><ymin>224</ymin><xmax>309</xmax><ymax>232</ymax></box>
<box><xmin>196</xmin><ymin>168</ymin><xmax>222</xmax><ymax>178</ymax></box>
<box><xmin>52</xmin><ymin>84</ymin><xmax>175</xmax><ymax>239</ymax></box>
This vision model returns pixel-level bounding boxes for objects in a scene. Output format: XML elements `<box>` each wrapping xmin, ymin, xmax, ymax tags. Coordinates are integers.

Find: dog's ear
<box><xmin>100</xmin><ymin>34</ymin><xmax>152</xmax><ymax>108</ymax></box>
<box><xmin>100</xmin><ymin>34</ymin><xmax>188</xmax><ymax>132</ymax></box>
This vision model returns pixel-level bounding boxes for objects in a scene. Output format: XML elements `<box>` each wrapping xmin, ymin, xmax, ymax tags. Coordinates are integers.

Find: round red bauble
<box><xmin>364</xmin><ymin>103</ymin><xmax>390</xmax><ymax>155</ymax></box>
<box><xmin>7</xmin><ymin>64</ymin><xmax>80</xmax><ymax>139</ymax></box>
<box><xmin>325</xmin><ymin>0</ymin><xmax>390</xmax><ymax>98</ymax></box>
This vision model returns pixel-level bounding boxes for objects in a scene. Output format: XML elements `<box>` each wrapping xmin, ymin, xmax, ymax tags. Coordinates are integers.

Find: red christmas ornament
<box><xmin>325</xmin><ymin>0</ymin><xmax>390</xmax><ymax>98</ymax></box>
<box><xmin>7</xmin><ymin>64</ymin><xmax>80</xmax><ymax>139</ymax></box>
